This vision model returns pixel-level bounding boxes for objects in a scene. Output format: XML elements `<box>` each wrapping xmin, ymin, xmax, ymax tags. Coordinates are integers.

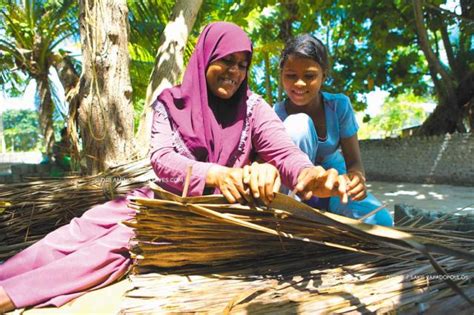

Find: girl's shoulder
<box><xmin>322</xmin><ymin>91</ymin><xmax>352</xmax><ymax>113</ymax></box>
<box><xmin>322</xmin><ymin>91</ymin><xmax>351</xmax><ymax>107</ymax></box>
<box><xmin>272</xmin><ymin>99</ymin><xmax>287</xmax><ymax>121</ymax></box>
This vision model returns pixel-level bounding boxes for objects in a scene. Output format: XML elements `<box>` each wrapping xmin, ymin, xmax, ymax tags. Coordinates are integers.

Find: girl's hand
<box><xmin>243</xmin><ymin>162</ymin><xmax>281</xmax><ymax>205</ymax></box>
<box><xmin>206</xmin><ymin>166</ymin><xmax>250</xmax><ymax>204</ymax></box>
<box><xmin>346</xmin><ymin>171</ymin><xmax>367</xmax><ymax>201</ymax></box>
<box><xmin>295</xmin><ymin>166</ymin><xmax>348</xmax><ymax>203</ymax></box>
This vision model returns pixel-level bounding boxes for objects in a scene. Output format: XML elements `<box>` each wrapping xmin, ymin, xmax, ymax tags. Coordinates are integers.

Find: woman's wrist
<box><xmin>348</xmin><ymin>169</ymin><xmax>365</xmax><ymax>179</ymax></box>
<box><xmin>205</xmin><ymin>165</ymin><xmax>228</xmax><ymax>187</ymax></box>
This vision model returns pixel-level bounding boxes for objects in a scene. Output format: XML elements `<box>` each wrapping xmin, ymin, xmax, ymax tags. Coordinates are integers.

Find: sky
<box><xmin>0</xmin><ymin>82</ymin><xmax>37</xmax><ymax>113</ymax></box>
<box><xmin>0</xmin><ymin>68</ymin><xmax>68</xmax><ymax>115</ymax></box>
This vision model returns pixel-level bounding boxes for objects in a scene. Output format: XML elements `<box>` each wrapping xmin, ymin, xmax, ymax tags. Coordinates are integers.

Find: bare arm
<box><xmin>252</xmin><ymin>96</ymin><xmax>348</xmax><ymax>202</ymax></box>
<box><xmin>340</xmin><ymin>134</ymin><xmax>367</xmax><ymax>200</ymax></box>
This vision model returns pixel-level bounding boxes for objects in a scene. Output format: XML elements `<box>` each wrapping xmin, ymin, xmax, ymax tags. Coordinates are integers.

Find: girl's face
<box><xmin>281</xmin><ymin>54</ymin><xmax>325</xmax><ymax>106</ymax></box>
<box><xmin>206</xmin><ymin>52</ymin><xmax>249</xmax><ymax>99</ymax></box>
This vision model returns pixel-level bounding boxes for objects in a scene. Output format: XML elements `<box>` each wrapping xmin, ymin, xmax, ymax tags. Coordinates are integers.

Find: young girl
<box><xmin>0</xmin><ymin>23</ymin><xmax>348</xmax><ymax>312</ymax></box>
<box><xmin>275</xmin><ymin>34</ymin><xmax>393</xmax><ymax>227</ymax></box>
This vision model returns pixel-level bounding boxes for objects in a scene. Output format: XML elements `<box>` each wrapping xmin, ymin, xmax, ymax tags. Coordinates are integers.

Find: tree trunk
<box><xmin>0</xmin><ymin>113</ymin><xmax>5</xmax><ymax>153</ymax></box>
<box><xmin>78</xmin><ymin>0</ymin><xmax>135</xmax><ymax>174</ymax></box>
<box><xmin>412</xmin><ymin>0</ymin><xmax>463</xmax><ymax>135</ymax></box>
<box><xmin>415</xmin><ymin>102</ymin><xmax>461</xmax><ymax>135</ymax></box>
<box><xmin>135</xmin><ymin>0</ymin><xmax>203</xmax><ymax>157</ymax></box>
<box><xmin>279</xmin><ymin>0</ymin><xmax>296</xmax><ymax>41</ymax></box>
<box><xmin>53</xmin><ymin>54</ymin><xmax>81</xmax><ymax>164</ymax></box>
<box><xmin>439</xmin><ymin>19</ymin><xmax>460</xmax><ymax>78</ymax></box>
<box><xmin>53</xmin><ymin>55</ymin><xmax>80</xmax><ymax>100</ymax></box>
<box><xmin>36</xmin><ymin>76</ymin><xmax>56</xmax><ymax>155</ymax></box>
<box><xmin>276</xmin><ymin>1</ymin><xmax>296</xmax><ymax>104</ymax></box>
<box><xmin>263</xmin><ymin>52</ymin><xmax>273</xmax><ymax>106</ymax></box>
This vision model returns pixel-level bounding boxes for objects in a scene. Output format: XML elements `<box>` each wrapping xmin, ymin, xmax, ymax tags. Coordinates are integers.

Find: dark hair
<box><xmin>279</xmin><ymin>34</ymin><xmax>330</xmax><ymax>76</ymax></box>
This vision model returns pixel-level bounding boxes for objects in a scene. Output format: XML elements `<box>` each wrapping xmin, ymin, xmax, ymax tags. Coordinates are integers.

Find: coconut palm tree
<box><xmin>0</xmin><ymin>0</ymin><xmax>78</xmax><ymax>154</ymax></box>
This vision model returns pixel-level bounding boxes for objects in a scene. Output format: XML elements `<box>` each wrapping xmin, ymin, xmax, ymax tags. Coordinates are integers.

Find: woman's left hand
<box><xmin>243</xmin><ymin>162</ymin><xmax>281</xmax><ymax>205</ymax></box>
<box><xmin>346</xmin><ymin>171</ymin><xmax>367</xmax><ymax>201</ymax></box>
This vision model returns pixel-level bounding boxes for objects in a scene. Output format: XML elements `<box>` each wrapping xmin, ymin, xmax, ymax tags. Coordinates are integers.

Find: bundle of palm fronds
<box><xmin>122</xmin><ymin>183</ymin><xmax>474</xmax><ymax>313</ymax></box>
<box><xmin>0</xmin><ymin>159</ymin><xmax>154</xmax><ymax>259</ymax></box>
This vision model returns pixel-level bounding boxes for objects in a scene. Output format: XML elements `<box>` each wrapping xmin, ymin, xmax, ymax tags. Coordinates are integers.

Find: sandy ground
<box><xmin>7</xmin><ymin>280</ymin><xmax>133</xmax><ymax>314</ymax></box>
<box><xmin>367</xmin><ymin>180</ymin><xmax>474</xmax><ymax>213</ymax></box>
<box><xmin>7</xmin><ymin>181</ymin><xmax>473</xmax><ymax>314</ymax></box>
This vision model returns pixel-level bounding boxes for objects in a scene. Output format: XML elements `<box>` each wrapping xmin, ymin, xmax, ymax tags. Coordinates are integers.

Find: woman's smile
<box><xmin>206</xmin><ymin>51</ymin><xmax>249</xmax><ymax>99</ymax></box>
<box><xmin>219</xmin><ymin>77</ymin><xmax>238</xmax><ymax>86</ymax></box>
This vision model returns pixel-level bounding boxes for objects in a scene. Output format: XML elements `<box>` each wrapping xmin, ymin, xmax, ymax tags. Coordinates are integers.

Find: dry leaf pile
<box><xmin>0</xmin><ymin>159</ymin><xmax>154</xmax><ymax>259</ymax></box>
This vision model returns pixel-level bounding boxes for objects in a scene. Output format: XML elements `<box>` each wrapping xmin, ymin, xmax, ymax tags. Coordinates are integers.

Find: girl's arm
<box><xmin>251</xmin><ymin>97</ymin><xmax>348</xmax><ymax>202</ymax></box>
<box><xmin>340</xmin><ymin>134</ymin><xmax>367</xmax><ymax>200</ymax></box>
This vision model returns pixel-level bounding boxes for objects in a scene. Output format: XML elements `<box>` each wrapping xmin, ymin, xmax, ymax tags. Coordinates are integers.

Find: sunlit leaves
<box><xmin>359</xmin><ymin>92</ymin><xmax>432</xmax><ymax>138</ymax></box>
<box><xmin>0</xmin><ymin>0</ymin><xmax>77</xmax><ymax>97</ymax></box>
<box><xmin>1</xmin><ymin>109</ymin><xmax>41</xmax><ymax>151</ymax></box>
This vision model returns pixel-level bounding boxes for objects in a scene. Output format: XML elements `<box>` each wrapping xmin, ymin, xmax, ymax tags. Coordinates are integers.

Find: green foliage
<box><xmin>0</xmin><ymin>0</ymin><xmax>78</xmax><ymax>78</ymax></box>
<box><xmin>133</xmin><ymin>98</ymin><xmax>145</xmax><ymax>134</ymax></box>
<box><xmin>127</xmin><ymin>0</ymin><xmax>175</xmax><ymax>116</ymax></box>
<box><xmin>0</xmin><ymin>0</ymin><xmax>78</xmax><ymax>145</ymax></box>
<box><xmin>1</xmin><ymin>109</ymin><xmax>41</xmax><ymax>151</ymax></box>
<box><xmin>358</xmin><ymin>92</ymin><xmax>432</xmax><ymax>139</ymax></box>
<box><xmin>1</xmin><ymin>0</ymin><xmax>469</xmax><ymax>141</ymax></box>
<box><xmin>218</xmin><ymin>1</ymin><xmax>470</xmax><ymax>117</ymax></box>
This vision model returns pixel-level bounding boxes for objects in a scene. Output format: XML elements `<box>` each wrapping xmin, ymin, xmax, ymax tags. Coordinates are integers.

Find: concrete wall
<box><xmin>360</xmin><ymin>133</ymin><xmax>474</xmax><ymax>186</ymax></box>
<box><xmin>2</xmin><ymin>135</ymin><xmax>473</xmax><ymax>186</ymax></box>
<box><xmin>0</xmin><ymin>163</ymin><xmax>54</xmax><ymax>184</ymax></box>
<box><xmin>0</xmin><ymin>152</ymin><xmax>44</xmax><ymax>183</ymax></box>
<box><xmin>0</xmin><ymin>152</ymin><xmax>42</xmax><ymax>164</ymax></box>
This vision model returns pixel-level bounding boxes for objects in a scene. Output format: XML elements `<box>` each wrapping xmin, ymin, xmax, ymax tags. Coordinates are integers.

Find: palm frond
<box><xmin>120</xmin><ymin>183</ymin><xmax>474</xmax><ymax>313</ymax></box>
<box><xmin>0</xmin><ymin>8</ymin><xmax>33</xmax><ymax>49</ymax></box>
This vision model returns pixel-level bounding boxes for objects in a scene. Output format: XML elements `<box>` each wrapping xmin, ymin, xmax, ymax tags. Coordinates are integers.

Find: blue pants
<box><xmin>283</xmin><ymin>113</ymin><xmax>393</xmax><ymax>227</ymax></box>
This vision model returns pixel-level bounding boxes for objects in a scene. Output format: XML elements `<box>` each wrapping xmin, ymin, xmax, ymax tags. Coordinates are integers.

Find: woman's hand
<box><xmin>206</xmin><ymin>166</ymin><xmax>250</xmax><ymax>204</ymax></box>
<box><xmin>345</xmin><ymin>171</ymin><xmax>367</xmax><ymax>201</ymax></box>
<box><xmin>295</xmin><ymin>166</ymin><xmax>348</xmax><ymax>203</ymax></box>
<box><xmin>243</xmin><ymin>162</ymin><xmax>281</xmax><ymax>205</ymax></box>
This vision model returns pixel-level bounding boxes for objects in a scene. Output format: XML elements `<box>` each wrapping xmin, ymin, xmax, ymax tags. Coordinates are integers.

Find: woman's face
<box><xmin>206</xmin><ymin>52</ymin><xmax>249</xmax><ymax>99</ymax></box>
<box><xmin>281</xmin><ymin>54</ymin><xmax>325</xmax><ymax>106</ymax></box>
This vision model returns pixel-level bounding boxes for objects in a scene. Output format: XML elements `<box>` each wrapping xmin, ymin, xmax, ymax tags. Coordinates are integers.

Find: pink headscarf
<box><xmin>157</xmin><ymin>22</ymin><xmax>253</xmax><ymax>166</ymax></box>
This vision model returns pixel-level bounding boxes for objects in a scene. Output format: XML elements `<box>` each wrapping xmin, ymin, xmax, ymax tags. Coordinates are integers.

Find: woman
<box><xmin>275</xmin><ymin>34</ymin><xmax>393</xmax><ymax>226</ymax></box>
<box><xmin>0</xmin><ymin>23</ymin><xmax>347</xmax><ymax>312</ymax></box>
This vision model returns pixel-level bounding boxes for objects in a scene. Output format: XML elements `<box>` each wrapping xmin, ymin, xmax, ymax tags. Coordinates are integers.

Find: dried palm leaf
<box><xmin>121</xmin><ymin>183</ymin><xmax>474</xmax><ymax>314</ymax></box>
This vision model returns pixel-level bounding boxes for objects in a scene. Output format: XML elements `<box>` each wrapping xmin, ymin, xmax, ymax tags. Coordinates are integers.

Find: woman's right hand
<box><xmin>242</xmin><ymin>162</ymin><xmax>281</xmax><ymax>205</ymax></box>
<box><xmin>206</xmin><ymin>165</ymin><xmax>250</xmax><ymax>204</ymax></box>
